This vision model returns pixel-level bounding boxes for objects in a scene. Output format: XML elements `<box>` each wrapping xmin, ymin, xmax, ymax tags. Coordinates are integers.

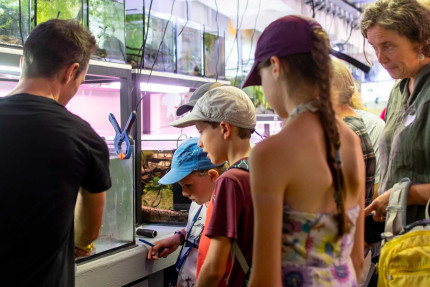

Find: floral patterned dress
<box><xmin>282</xmin><ymin>204</ymin><xmax>360</xmax><ymax>287</ymax></box>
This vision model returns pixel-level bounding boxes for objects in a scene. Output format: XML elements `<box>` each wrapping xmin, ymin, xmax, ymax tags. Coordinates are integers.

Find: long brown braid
<box><xmin>311</xmin><ymin>28</ymin><xmax>349</xmax><ymax>238</ymax></box>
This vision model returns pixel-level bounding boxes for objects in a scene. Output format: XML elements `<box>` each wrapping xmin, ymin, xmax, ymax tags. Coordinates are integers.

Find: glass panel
<box><xmin>67</xmin><ymin>82</ymin><xmax>121</xmax><ymax>138</ymax></box>
<box><xmin>34</xmin><ymin>0</ymin><xmax>83</xmax><ymax>26</ymax></box>
<box><xmin>92</xmin><ymin>142</ymin><xmax>134</xmax><ymax>255</ymax></box>
<box><xmin>0</xmin><ymin>0</ymin><xmax>30</xmax><ymax>46</ymax></box>
<box><xmin>126</xmin><ymin>10</ymin><xmax>175</xmax><ymax>71</ymax></box>
<box><xmin>176</xmin><ymin>24</ymin><xmax>202</xmax><ymax>76</ymax></box>
<box><xmin>89</xmin><ymin>0</ymin><xmax>126</xmax><ymax>63</ymax></box>
<box><xmin>143</xmin><ymin>14</ymin><xmax>175</xmax><ymax>72</ymax></box>
<box><xmin>203</xmin><ymin>32</ymin><xmax>225</xmax><ymax>79</ymax></box>
<box><xmin>141</xmin><ymin>149</ymin><xmax>173</xmax><ymax>210</ymax></box>
<box><xmin>125</xmin><ymin>10</ymin><xmax>143</xmax><ymax>67</ymax></box>
<box><xmin>0</xmin><ymin>80</ymin><xmax>18</xmax><ymax>95</ymax></box>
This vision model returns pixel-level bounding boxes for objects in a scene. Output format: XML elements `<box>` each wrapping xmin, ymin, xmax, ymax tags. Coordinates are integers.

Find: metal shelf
<box><xmin>132</xmin><ymin>68</ymin><xmax>230</xmax><ymax>89</ymax></box>
<box><xmin>256</xmin><ymin>114</ymin><xmax>283</xmax><ymax>122</ymax></box>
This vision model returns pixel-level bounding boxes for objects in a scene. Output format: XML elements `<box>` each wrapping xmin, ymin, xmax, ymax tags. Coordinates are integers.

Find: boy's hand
<box><xmin>146</xmin><ymin>235</ymin><xmax>182</xmax><ymax>260</ymax></box>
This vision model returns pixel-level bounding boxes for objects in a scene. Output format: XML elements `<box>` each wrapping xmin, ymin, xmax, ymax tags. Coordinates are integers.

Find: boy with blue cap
<box><xmin>169</xmin><ymin>85</ymin><xmax>256</xmax><ymax>287</ymax></box>
<box><xmin>147</xmin><ymin>137</ymin><xmax>225</xmax><ymax>287</ymax></box>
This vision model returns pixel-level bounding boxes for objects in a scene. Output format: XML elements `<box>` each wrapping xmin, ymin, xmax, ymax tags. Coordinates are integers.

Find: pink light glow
<box><xmin>66</xmin><ymin>83</ymin><xmax>121</xmax><ymax>138</ymax></box>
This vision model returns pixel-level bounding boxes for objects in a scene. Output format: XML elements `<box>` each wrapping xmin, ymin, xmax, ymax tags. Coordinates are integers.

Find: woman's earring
<box><xmin>418</xmin><ymin>53</ymin><xmax>425</xmax><ymax>61</ymax></box>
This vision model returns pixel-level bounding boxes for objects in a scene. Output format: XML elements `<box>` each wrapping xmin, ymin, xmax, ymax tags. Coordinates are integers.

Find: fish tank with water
<box><xmin>126</xmin><ymin>9</ymin><xmax>175</xmax><ymax>72</ymax></box>
<box><xmin>176</xmin><ymin>20</ymin><xmax>202</xmax><ymax>76</ymax></box>
<box><xmin>30</xmin><ymin>0</ymin><xmax>84</xmax><ymax>28</ymax></box>
<box><xmin>88</xmin><ymin>0</ymin><xmax>126</xmax><ymax>63</ymax></box>
<box><xmin>77</xmin><ymin>140</ymin><xmax>135</xmax><ymax>261</ymax></box>
<box><xmin>0</xmin><ymin>0</ymin><xmax>31</xmax><ymax>47</ymax></box>
<box><xmin>203</xmin><ymin>30</ymin><xmax>225</xmax><ymax>79</ymax></box>
<box><xmin>140</xmin><ymin>146</ymin><xmax>189</xmax><ymax>224</ymax></box>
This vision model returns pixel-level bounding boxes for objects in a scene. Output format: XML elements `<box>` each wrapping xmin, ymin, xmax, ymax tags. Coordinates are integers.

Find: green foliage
<box><xmin>125</xmin><ymin>13</ymin><xmax>143</xmax><ymax>50</ymax></box>
<box><xmin>0</xmin><ymin>0</ymin><xmax>30</xmax><ymax>45</ymax></box>
<box><xmin>89</xmin><ymin>0</ymin><xmax>125</xmax><ymax>61</ymax></box>
<box><xmin>89</xmin><ymin>0</ymin><xmax>124</xmax><ymax>43</ymax></box>
<box><xmin>36</xmin><ymin>0</ymin><xmax>82</xmax><ymax>25</ymax></box>
<box><xmin>254</xmin><ymin>86</ymin><xmax>272</xmax><ymax>110</ymax></box>
<box><xmin>243</xmin><ymin>85</ymin><xmax>273</xmax><ymax>112</ymax></box>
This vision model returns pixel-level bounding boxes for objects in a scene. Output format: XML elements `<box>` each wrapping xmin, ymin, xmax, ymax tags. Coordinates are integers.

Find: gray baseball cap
<box><xmin>176</xmin><ymin>82</ymin><xmax>225</xmax><ymax>116</ymax></box>
<box><xmin>170</xmin><ymin>86</ymin><xmax>256</xmax><ymax>130</ymax></box>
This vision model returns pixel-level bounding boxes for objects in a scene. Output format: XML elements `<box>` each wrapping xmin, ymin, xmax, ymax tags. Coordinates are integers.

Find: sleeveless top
<box><xmin>282</xmin><ymin>205</ymin><xmax>359</xmax><ymax>287</ymax></box>
<box><xmin>282</xmin><ymin>101</ymin><xmax>359</xmax><ymax>287</ymax></box>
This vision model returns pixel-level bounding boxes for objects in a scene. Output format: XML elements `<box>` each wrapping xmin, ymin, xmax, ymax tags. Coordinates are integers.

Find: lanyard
<box><xmin>169</xmin><ymin>205</ymin><xmax>203</xmax><ymax>287</ymax></box>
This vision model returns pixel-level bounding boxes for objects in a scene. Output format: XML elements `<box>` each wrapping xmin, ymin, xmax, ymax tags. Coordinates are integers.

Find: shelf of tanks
<box><xmin>0</xmin><ymin>0</ymin><xmax>227</xmax><ymax>82</ymax></box>
<box><xmin>0</xmin><ymin>1</ymin><xmax>283</xmax><ymax>251</ymax></box>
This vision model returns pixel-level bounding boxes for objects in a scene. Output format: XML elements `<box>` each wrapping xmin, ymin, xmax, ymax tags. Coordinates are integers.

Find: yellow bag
<box><xmin>378</xmin><ymin>229</ymin><xmax>430</xmax><ymax>286</ymax></box>
<box><xmin>377</xmin><ymin>178</ymin><xmax>430</xmax><ymax>286</ymax></box>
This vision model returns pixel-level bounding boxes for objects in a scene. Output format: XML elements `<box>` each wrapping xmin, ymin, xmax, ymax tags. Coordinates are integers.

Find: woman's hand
<box><xmin>364</xmin><ymin>189</ymin><xmax>391</xmax><ymax>222</ymax></box>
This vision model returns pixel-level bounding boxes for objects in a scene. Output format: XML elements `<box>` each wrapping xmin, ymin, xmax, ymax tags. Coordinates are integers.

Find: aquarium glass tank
<box><xmin>125</xmin><ymin>9</ymin><xmax>142</xmax><ymax>68</ymax></box>
<box><xmin>141</xmin><ymin>149</ymin><xmax>173</xmax><ymax>211</ymax></box>
<box><xmin>126</xmin><ymin>11</ymin><xmax>174</xmax><ymax>71</ymax></box>
<box><xmin>0</xmin><ymin>0</ymin><xmax>30</xmax><ymax>47</ymax></box>
<box><xmin>89</xmin><ymin>0</ymin><xmax>126</xmax><ymax>63</ymax></box>
<box><xmin>31</xmin><ymin>0</ymin><xmax>83</xmax><ymax>28</ymax></box>
<box><xmin>88</xmin><ymin>141</ymin><xmax>135</xmax><ymax>257</ymax></box>
<box><xmin>176</xmin><ymin>23</ymin><xmax>202</xmax><ymax>76</ymax></box>
<box><xmin>203</xmin><ymin>31</ymin><xmax>225</xmax><ymax>79</ymax></box>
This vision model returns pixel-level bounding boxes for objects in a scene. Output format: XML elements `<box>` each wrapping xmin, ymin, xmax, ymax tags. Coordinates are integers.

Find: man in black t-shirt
<box><xmin>0</xmin><ymin>20</ymin><xmax>111</xmax><ymax>286</ymax></box>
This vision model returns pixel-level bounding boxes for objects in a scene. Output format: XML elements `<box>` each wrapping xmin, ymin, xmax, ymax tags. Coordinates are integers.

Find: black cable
<box><xmin>177</xmin><ymin>0</ymin><xmax>189</xmax><ymax>38</ymax></box>
<box><xmin>234</xmin><ymin>32</ymin><xmax>240</xmax><ymax>86</ymax></box>
<box><xmin>245</xmin><ymin>0</ymin><xmax>261</xmax><ymax>67</ymax></box>
<box><xmin>214</xmin><ymin>0</ymin><xmax>220</xmax><ymax>82</ymax></box>
<box><xmin>226</xmin><ymin>0</ymin><xmax>249</xmax><ymax>66</ymax></box>
<box><xmin>311</xmin><ymin>0</ymin><xmax>316</xmax><ymax>18</ymax></box>
<box><xmin>131</xmin><ymin>0</ymin><xmax>153</xmax><ymax>111</ymax></box>
<box><xmin>18</xmin><ymin>0</ymin><xmax>24</xmax><ymax>45</ymax></box>
<box><xmin>137</xmin><ymin>0</ymin><xmax>154</xmax><ymax>70</ymax></box>
<box><xmin>254</xmin><ymin>129</ymin><xmax>266</xmax><ymax>140</ymax></box>
<box><xmin>233</xmin><ymin>0</ymin><xmax>250</xmax><ymax>86</ymax></box>
<box><xmin>136</xmin><ymin>0</ymin><xmax>177</xmax><ymax>110</ymax></box>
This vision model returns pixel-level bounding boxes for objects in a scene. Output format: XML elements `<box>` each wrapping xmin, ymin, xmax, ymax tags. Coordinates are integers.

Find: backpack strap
<box><xmin>225</xmin><ymin>241</ymin><xmax>250</xmax><ymax>286</ymax></box>
<box><xmin>231</xmin><ymin>241</ymin><xmax>250</xmax><ymax>274</ymax></box>
<box><xmin>381</xmin><ymin>178</ymin><xmax>412</xmax><ymax>244</ymax></box>
<box><xmin>225</xmin><ymin>159</ymin><xmax>251</xmax><ymax>286</ymax></box>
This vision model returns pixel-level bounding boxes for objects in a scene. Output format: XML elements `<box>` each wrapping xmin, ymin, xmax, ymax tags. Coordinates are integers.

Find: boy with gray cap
<box><xmin>170</xmin><ymin>86</ymin><xmax>256</xmax><ymax>287</ymax></box>
<box><xmin>147</xmin><ymin>137</ymin><xmax>225</xmax><ymax>287</ymax></box>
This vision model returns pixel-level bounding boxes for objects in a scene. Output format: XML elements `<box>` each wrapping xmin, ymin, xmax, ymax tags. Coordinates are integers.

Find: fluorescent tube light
<box><xmin>0</xmin><ymin>65</ymin><xmax>21</xmax><ymax>73</ymax></box>
<box><xmin>140</xmin><ymin>83</ymin><xmax>190</xmax><ymax>94</ymax></box>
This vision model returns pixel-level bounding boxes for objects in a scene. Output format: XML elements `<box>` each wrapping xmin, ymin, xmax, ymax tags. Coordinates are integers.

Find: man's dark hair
<box><xmin>23</xmin><ymin>19</ymin><xmax>97</xmax><ymax>79</ymax></box>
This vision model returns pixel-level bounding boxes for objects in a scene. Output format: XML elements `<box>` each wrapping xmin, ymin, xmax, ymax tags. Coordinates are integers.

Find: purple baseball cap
<box><xmin>242</xmin><ymin>15</ymin><xmax>322</xmax><ymax>88</ymax></box>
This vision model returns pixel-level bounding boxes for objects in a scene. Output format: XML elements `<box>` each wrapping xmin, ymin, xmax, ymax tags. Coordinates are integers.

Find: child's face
<box><xmin>178</xmin><ymin>171</ymin><xmax>217</xmax><ymax>205</ymax></box>
<box><xmin>195</xmin><ymin>121</ymin><xmax>226</xmax><ymax>165</ymax></box>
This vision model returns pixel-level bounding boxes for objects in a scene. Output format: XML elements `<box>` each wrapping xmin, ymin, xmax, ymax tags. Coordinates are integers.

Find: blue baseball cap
<box><xmin>158</xmin><ymin>138</ymin><xmax>223</xmax><ymax>185</ymax></box>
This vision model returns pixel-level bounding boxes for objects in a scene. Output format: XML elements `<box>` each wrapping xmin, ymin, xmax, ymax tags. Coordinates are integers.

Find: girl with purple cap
<box><xmin>243</xmin><ymin>15</ymin><xmax>365</xmax><ymax>286</ymax></box>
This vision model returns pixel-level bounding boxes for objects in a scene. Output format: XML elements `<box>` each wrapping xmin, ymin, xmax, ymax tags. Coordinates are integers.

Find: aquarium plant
<box><xmin>176</xmin><ymin>24</ymin><xmax>202</xmax><ymax>76</ymax></box>
<box><xmin>32</xmin><ymin>0</ymin><xmax>83</xmax><ymax>28</ymax></box>
<box><xmin>203</xmin><ymin>32</ymin><xmax>225</xmax><ymax>79</ymax></box>
<box><xmin>89</xmin><ymin>0</ymin><xmax>126</xmax><ymax>63</ymax></box>
<box><xmin>0</xmin><ymin>0</ymin><xmax>30</xmax><ymax>46</ymax></box>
